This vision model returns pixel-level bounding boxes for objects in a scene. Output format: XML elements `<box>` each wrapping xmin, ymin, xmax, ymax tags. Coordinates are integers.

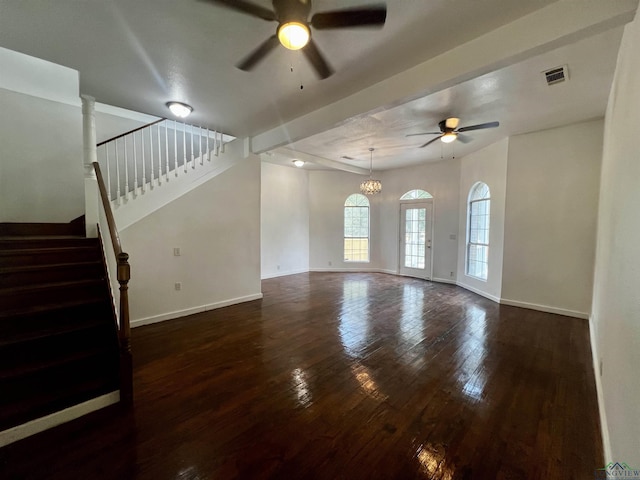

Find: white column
<box><xmin>81</xmin><ymin>95</ymin><xmax>99</xmax><ymax>238</ymax></box>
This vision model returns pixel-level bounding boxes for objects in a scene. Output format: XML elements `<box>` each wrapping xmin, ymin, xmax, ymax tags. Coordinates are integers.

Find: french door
<box><xmin>399</xmin><ymin>202</ymin><xmax>433</xmax><ymax>279</ymax></box>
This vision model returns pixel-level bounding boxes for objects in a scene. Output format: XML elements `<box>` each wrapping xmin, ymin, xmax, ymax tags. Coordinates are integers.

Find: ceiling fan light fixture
<box><xmin>278</xmin><ymin>22</ymin><xmax>310</xmax><ymax>50</ymax></box>
<box><xmin>441</xmin><ymin>132</ymin><xmax>457</xmax><ymax>143</ymax></box>
<box><xmin>293</xmin><ymin>159</ymin><xmax>305</xmax><ymax>168</ymax></box>
<box><xmin>167</xmin><ymin>102</ymin><xmax>193</xmax><ymax>118</ymax></box>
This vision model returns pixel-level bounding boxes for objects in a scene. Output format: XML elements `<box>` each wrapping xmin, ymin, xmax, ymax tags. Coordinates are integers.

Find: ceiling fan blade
<box><xmin>236</xmin><ymin>35</ymin><xmax>280</xmax><ymax>71</ymax></box>
<box><xmin>311</xmin><ymin>5</ymin><xmax>387</xmax><ymax>29</ymax></box>
<box><xmin>302</xmin><ymin>39</ymin><xmax>334</xmax><ymax>79</ymax></box>
<box><xmin>457</xmin><ymin>121</ymin><xmax>500</xmax><ymax>133</ymax></box>
<box><xmin>199</xmin><ymin>0</ymin><xmax>277</xmax><ymax>21</ymax></box>
<box><xmin>456</xmin><ymin>133</ymin><xmax>473</xmax><ymax>144</ymax></box>
<box><xmin>405</xmin><ymin>132</ymin><xmax>441</xmax><ymax>137</ymax></box>
<box><xmin>419</xmin><ymin>136</ymin><xmax>442</xmax><ymax>148</ymax></box>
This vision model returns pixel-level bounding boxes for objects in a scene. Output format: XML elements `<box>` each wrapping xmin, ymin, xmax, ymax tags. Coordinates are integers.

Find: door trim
<box><xmin>398</xmin><ymin>199</ymin><xmax>434</xmax><ymax>280</ymax></box>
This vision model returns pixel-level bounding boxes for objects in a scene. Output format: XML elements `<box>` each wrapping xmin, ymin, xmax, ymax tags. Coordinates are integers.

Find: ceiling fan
<box><xmin>201</xmin><ymin>0</ymin><xmax>387</xmax><ymax>79</ymax></box>
<box><xmin>407</xmin><ymin>117</ymin><xmax>500</xmax><ymax>148</ymax></box>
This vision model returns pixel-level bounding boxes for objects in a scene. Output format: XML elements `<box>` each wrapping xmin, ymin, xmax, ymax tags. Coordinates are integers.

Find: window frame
<box><xmin>344</xmin><ymin>194</ymin><xmax>370</xmax><ymax>263</ymax></box>
<box><xmin>466</xmin><ymin>182</ymin><xmax>490</xmax><ymax>281</ymax></box>
<box><xmin>400</xmin><ymin>189</ymin><xmax>433</xmax><ymax>200</ymax></box>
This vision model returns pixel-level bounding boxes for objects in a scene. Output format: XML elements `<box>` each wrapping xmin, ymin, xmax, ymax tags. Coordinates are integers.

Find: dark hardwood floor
<box><xmin>1</xmin><ymin>272</ymin><xmax>602</xmax><ymax>479</ymax></box>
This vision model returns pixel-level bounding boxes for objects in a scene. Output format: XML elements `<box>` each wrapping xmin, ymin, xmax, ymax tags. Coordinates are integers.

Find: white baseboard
<box><xmin>456</xmin><ymin>281</ymin><xmax>501</xmax><ymax>303</ymax></box>
<box><xmin>500</xmin><ymin>298</ymin><xmax>589</xmax><ymax>319</ymax></box>
<box><xmin>131</xmin><ymin>293</ymin><xmax>263</xmax><ymax>328</ymax></box>
<box><xmin>433</xmin><ymin>277</ymin><xmax>457</xmax><ymax>285</ymax></box>
<box><xmin>309</xmin><ymin>267</ymin><xmax>380</xmax><ymax>273</ymax></box>
<box><xmin>0</xmin><ymin>391</ymin><xmax>120</xmax><ymax>448</ymax></box>
<box><xmin>261</xmin><ymin>268</ymin><xmax>309</xmax><ymax>280</ymax></box>
<box><xmin>377</xmin><ymin>269</ymin><xmax>398</xmax><ymax>275</ymax></box>
<box><xmin>589</xmin><ymin>315</ymin><xmax>612</xmax><ymax>463</ymax></box>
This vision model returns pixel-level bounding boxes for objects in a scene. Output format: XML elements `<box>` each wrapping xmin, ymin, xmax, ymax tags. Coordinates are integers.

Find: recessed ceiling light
<box><xmin>293</xmin><ymin>159</ymin><xmax>305</xmax><ymax>168</ymax></box>
<box><xmin>166</xmin><ymin>102</ymin><xmax>193</xmax><ymax>118</ymax></box>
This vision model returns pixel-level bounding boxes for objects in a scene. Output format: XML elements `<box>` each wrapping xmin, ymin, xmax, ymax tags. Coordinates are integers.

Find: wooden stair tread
<box><xmin>0</xmin><ymin>278</ymin><xmax>104</xmax><ymax>295</ymax></box>
<box><xmin>0</xmin><ymin>235</ymin><xmax>86</xmax><ymax>240</ymax></box>
<box><xmin>0</xmin><ymin>260</ymin><xmax>102</xmax><ymax>274</ymax></box>
<box><xmin>0</xmin><ymin>345</ymin><xmax>115</xmax><ymax>381</ymax></box>
<box><xmin>0</xmin><ymin>296</ymin><xmax>110</xmax><ymax>320</ymax></box>
<box><xmin>0</xmin><ymin>247</ymin><xmax>100</xmax><ymax>260</ymax></box>
<box><xmin>0</xmin><ymin>219</ymin><xmax>85</xmax><ymax>237</ymax></box>
<box><xmin>0</xmin><ymin>318</ymin><xmax>109</xmax><ymax>348</ymax></box>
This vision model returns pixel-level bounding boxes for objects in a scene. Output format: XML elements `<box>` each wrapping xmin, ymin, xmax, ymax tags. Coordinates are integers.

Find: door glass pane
<box><xmin>404</xmin><ymin>208</ymin><xmax>426</xmax><ymax>269</ymax></box>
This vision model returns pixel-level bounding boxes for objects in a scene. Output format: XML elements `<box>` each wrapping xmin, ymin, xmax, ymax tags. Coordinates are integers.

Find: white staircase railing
<box><xmin>97</xmin><ymin>119</ymin><xmax>233</xmax><ymax>204</ymax></box>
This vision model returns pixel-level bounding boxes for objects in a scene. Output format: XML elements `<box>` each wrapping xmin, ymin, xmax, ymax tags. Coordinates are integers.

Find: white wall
<box><xmin>0</xmin><ymin>48</ymin><xmax>83</xmax><ymax>223</ymax></box>
<box><xmin>591</xmin><ymin>4</ymin><xmax>640</xmax><ymax>464</ymax></box>
<box><xmin>378</xmin><ymin>159</ymin><xmax>461</xmax><ymax>281</ymax></box>
<box><xmin>121</xmin><ymin>154</ymin><xmax>262</xmax><ymax>326</ymax></box>
<box><xmin>502</xmin><ymin>119</ymin><xmax>603</xmax><ymax>317</ymax></box>
<box><xmin>261</xmin><ymin>163</ymin><xmax>310</xmax><ymax>279</ymax></box>
<box><xmin>309</xmin><ymin>170</ymin><xmax>381</xmax><ymax>271</ymax></box>
<box><xmin>457</xmin><ymin>139</ymin><xmax>508</xmax><ymax>301</ymax></box>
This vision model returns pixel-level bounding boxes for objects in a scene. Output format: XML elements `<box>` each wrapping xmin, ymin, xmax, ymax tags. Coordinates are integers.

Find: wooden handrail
<box><xmin>93</xmin><ymin>161</ymin><xmax>133</xmax><ymax>405</ymax></box>
<box><xmin>96</xmin><ymin>117</ymin><xmax>165</xmax><ymax>147</ymax></box>
<box><xmin>93</xmin><ymin>162</ymin><xmax>122</xmax><ymax>255</ymax></box>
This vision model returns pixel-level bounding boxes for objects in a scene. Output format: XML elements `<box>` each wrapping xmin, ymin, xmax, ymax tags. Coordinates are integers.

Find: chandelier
<box><xmin>360</xmin><ymin>148</ymin><xmax>382</xmax><ymax>195</ymax></box>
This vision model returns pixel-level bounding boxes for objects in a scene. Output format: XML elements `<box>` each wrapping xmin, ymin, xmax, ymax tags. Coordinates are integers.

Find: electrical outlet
<box><xmin>449</xmin><ymin>234</ymin><xmax>457</xmax><ymax>240</ymax></box>
<box><xmin>174</xmin><ymin>282</ymin><xmax>182</xmax><ymax>291</ymax></box>
<box><xmin>277</xmin><ymin>265</ymin><xmax>281</xmax><ymax>270</ymax></box>
<box><xmin>173</xmin><ymin>247</ymin><xmax>181</xmax><ymax>256</ymax></box>
<box><xmin>328</xmin><ymin>261</ymin><xmax>332</xmax><ymax>266</ymax></box>
<box><xmin>450</xmin><ymin>271</ymin><xmax>454</xmax><ymax>277</ymax></box>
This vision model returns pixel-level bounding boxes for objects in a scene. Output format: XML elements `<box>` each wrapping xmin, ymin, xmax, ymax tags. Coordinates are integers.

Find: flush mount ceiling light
<box><xmin>293</xmin><ymin>159</ymin><xmax>305</xmax><ymax>167</ymax></box>
<box><xmin>360</xmin><ymin>148</ymin><xmax>382</xmax><ymax>195</ymax></box>
<box><xmin>278</xmin><ymin>22</ymin><xmax>310</xmax><ymax>50</ymax></box>
<box><xmin>166</xmin><ymin>102</ymin><xmax>193</xmax><ymax>118</ymax></box>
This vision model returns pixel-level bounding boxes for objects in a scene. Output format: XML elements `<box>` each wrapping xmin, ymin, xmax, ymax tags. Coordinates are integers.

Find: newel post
<box><xmin>82</xmin><ymin>95</ymin><xmax>99</xmax><ymax>238</ymax></box>
<box><xmin>117</xmin><ymin>251</ymin><xmax>133</xmax><ymax>405</ymax></box>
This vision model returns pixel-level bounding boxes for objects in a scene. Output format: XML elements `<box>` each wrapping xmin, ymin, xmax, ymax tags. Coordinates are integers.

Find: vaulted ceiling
<box><xmin>0</xmin><ymin>0</ymin><xmax>636</xmax><ymax>171</ymax></box>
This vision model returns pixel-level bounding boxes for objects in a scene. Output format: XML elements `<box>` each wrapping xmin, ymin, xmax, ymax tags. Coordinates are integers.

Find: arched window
<box><xmin>400</xmin><ymin>189</ymin><xmax>433</xmax><ymax>200</ymax></box>
<box><xmin>467</xmin><ymin>182</ymin><xmax>490</xmax><ymax>280</ymax></box>
<box><xmin>344</xmin><ymin>194</ymin><xmax>370</xmax><ymax>262</ymax></box>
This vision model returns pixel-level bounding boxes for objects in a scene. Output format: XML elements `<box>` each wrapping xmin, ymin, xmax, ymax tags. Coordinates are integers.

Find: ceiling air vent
<box><xmin>543</xmin><ymin>65</ymin><xmax>568</xmax><ymax>86</ymax></box>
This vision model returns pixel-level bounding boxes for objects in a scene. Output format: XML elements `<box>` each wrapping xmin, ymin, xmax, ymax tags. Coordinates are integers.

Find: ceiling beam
<box><xmin>268</xmin><ymin>148</ymin><xmax>370</xmax><ymax>175</ymax></box>
<box><xmin>250</xmin><ymin>0</ymin><xmax>638</xmax><ymax>153</ymax></box>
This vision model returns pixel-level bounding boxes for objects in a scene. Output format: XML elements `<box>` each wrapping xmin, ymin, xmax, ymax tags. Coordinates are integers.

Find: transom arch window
<box><xmin>344</xmin><ymin>193</ymin><xmax>370</xmax><ymax>262</ymax></box>
<box><xmin>466</xmin><ymin>182</ymin><xmax>490</xmax><ymax>280</ymax></box>
<box><xmin>400</xmin><ymin>189</ymin><xmax>433</xmax><ymax>200</ymax></box>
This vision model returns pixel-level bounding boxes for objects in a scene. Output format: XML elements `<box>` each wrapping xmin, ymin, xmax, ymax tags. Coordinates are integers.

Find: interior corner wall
<box><xmin>378</xmin><ymin>159</ymin><xmax>460</xmax><ymax>281</ymax></box>
<box><xmin>0</xmin><ymin>48</ymin><xmax>83</xmax><ymax>223</ymax></box>
<box><xmin>456</xmin><ymin>139</ymin><xmax>508</xmax><ymax>301</ymax></box>
<box><xmin>502</xmin><ymin>119</ymin><xmax>603</xmax><ymax>317</ymax></box>
<box><xmin>121</xmin><ymin>155</ymin><xmax>262</xmax><ymax>325</ymax></box>
<box><xmin>309</xmin><ymin>170</ymin><xmax>382</xmax><ymax>271</ymax></box>
<box><xmin>261</xmin><ymin>163</ymin><xmax>310</xmax><ymax>279</ymax></box>
<box><xmin>591</xmin><ymin>5</ymin><xmax>640</xmax><ymax>464</ymax></box>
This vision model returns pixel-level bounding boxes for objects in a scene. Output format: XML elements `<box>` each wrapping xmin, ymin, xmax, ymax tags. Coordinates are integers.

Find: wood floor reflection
<box><xmin>1</xmin><ymin>272</ymin><xmax>602</xmax><ymax>479</ymax></box>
